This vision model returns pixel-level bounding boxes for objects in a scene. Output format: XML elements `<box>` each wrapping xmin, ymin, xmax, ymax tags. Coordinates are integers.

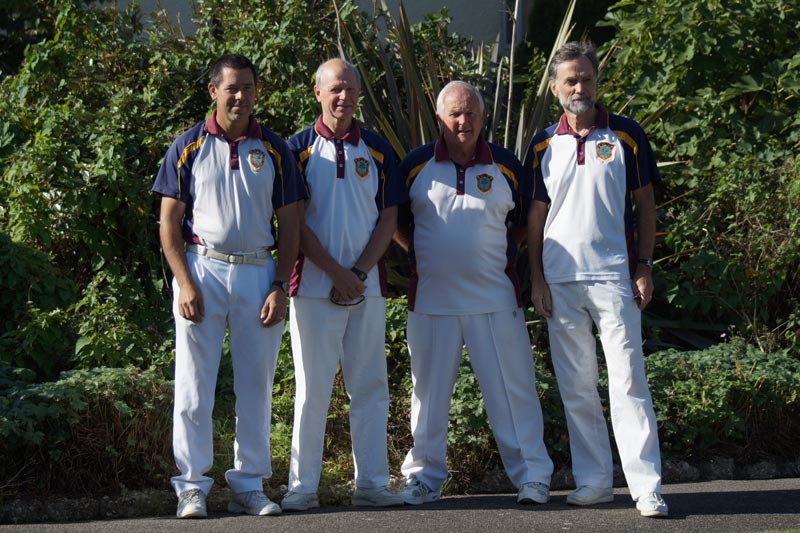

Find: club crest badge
<box><xmin>476</xmin><ymin>173</ymin><xmax>493</xmax><ymax>193</ymax></box>
<box><xmin>354</xmin><ymin>157</ymin><xmax>370</xmax><ymax>179</ymax></box>
<box><xmin>248</xmin><ymin>149</ymin><xmax>266</xmax><ymax>171</ymax></box>
<box><xmin>596</xmin><ymin>142</ymin><xmax>615</xmax><ymax>162</ymax></box>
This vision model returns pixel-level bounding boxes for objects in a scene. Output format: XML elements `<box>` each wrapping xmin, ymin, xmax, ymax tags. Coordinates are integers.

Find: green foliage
<box><xmin>656</xmin><ymin>156</ymin><xmax>800</xmax><ymax>352</ymax></box>
<box><xmin>595</xmin><ymin>0</ymin><xmax>800</xmax><ymax>351</ymax></box>
<box><xmin>0</xmin><ymin>366</ymin><xmax>173</xmax><ymax>498</ymax></box>
<box><xmin>646</xmin><ymin>338</ymin><xmax>800</xmax><ymax>460</ymax></box>
<box><xmin>70</xmin><ymin>271</ymin><xmax>173</xmax><ymax>370</ymax></box>
<box><xmin>601</xmin><ymin>0</ymin><xmax>800</xmax><ymax>175</ymax></box>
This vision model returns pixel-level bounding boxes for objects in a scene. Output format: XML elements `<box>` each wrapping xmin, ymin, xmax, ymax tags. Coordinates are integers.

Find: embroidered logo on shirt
<box><xmin>248</xmin><ymin>149</ymin><xmax>266</xmax><ymax>171</ymax></box>
<box><xmin>596</xmin><ymin>142</ymin><xmax>615</xmax><ymax>162</ymax></box>
<box><xmin>476</xmin><ymin>173</ymin><xmax>494</xmax><ymax>192</ymax></box>
<box><xmin>354</xmin><ymin>157</ymin><xmax>370</xmax><ymax>179</ymax></box>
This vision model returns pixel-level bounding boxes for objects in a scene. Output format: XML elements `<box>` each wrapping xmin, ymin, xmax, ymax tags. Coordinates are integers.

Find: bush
<box><xmin>646</xmin><ymin>338</ymin><xmax>800</xmax><ymax>461</ymax></box>
<box><xmin>0</xmin><ymin>366</ymin><xmax>173</xmax><ymax>499</ymax></box>
<box><xmin>656</xmin><ymin>157</ymin><xmax>800</xmax><ymax>352</ymax></box>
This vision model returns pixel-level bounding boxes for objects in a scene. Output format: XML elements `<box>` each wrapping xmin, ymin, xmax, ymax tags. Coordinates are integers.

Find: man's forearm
<box><xmin>353</xmin><ymin>206</ymin><xmax>397</xmax><ymax>273</ymax></box>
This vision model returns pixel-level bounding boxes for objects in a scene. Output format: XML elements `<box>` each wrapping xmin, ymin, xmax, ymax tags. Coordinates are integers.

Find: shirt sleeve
<box><xmin>266</xmin><ymin>130</ymin><xmax>309</xmax><ymax>209</ymax></box>
<box><xmin>151</xmin><ymin>123</ymin><xmax>204</xmax><ymax>204</ymax></box>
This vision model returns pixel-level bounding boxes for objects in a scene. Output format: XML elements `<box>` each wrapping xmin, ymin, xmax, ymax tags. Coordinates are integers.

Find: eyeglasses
<box><xmin>329</xmin><ymin>294</ymin><xmax>366</xmax><ymax>306</ymax></box>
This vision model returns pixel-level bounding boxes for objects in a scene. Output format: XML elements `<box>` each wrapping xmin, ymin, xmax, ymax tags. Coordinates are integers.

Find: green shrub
<box><xmin>656</xmin><ymin>157</ymin><xmax>800</xmax><ymax>353</ymax></box>
<box><xmin>0</xmin><ymin>366</ymin><xmax>173</xmax><ymax>499</ymax></box>
<box><xmin>646</xmin><ymin>338</ymin><xmax>800</xmax><ymax>460</ymax></box>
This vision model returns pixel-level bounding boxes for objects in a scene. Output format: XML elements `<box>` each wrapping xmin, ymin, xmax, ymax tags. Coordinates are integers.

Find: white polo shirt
<box><xmin>399</xmin><ymin>135</ymin><xmax>530</xmax><ymax>315</ymax></box>
<box><xmin>152</xmin><ymin>111</ymin><xmax>307</xmax><ymax>253</ymax></box>
<box><xmin>288</xmin><ymin>117</ymin><xmax>407</xmax><ymax>298</ymax></box>
<box><xmin>526</xmin><ymin>104</ymin><xmax>660</xmax><ymax>283</ymax></box>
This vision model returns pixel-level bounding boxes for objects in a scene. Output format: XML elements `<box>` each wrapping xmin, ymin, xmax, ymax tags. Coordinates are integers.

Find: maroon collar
<box><xmin>314</xmin><ymin>115</ymin><xmax>361</xmax><ymax>145</ymax></box>
<box><xmin>434</xmin><ymin>133</ymin><xmax>493</xmax><ymax>166</ymax></box>
<box><xmin>204</xmin><ymin>110</ymin><xmax>262</xmax><ymax>141</ymax></box>
<box><xmin>554</xmin><ymin>103</ymin><xmax>609</xmax><ymax>137</ymax></box>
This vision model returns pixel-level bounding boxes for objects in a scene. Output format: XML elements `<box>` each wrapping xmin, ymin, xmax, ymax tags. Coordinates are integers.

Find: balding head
<box><xmin>315</xmin><ymin>58</ymin><xmax>361</xmax><ymax>89</ymax></box>
<box><xmin>314</xmin><ymin>58</ymin><xmax>362</xmax><ymax>135</ymax></box>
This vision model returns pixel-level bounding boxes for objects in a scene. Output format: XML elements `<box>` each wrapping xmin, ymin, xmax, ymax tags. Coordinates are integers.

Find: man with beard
<box><xmin>525</xmin><ymin>41</ymin><xmax>668</xmax><ymax>518</ymax></box>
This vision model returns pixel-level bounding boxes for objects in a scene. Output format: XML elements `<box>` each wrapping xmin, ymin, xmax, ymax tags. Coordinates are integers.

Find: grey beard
<box><xmin>565</xmin><ymin>97</ymin><xmax>594</xmax><ymax>115</ymax></box>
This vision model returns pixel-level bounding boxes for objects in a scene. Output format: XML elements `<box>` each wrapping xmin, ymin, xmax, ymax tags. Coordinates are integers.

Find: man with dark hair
<box><xmin>395</xmin><ymin>80</ymin><xmax>553</xmax><ymax>507</ymax></box>
<box><xmin>153</xmin><ymin>53</ymin><xmax>306</xmax><ymax>519</ymax></box>
<box><xmin>526</xmin><ymin>40</ymin><xmax>668</xmax><ymax>518</ymax></box>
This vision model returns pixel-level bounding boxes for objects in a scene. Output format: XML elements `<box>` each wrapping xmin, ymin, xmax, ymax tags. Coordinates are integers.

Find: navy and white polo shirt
<box><xmin>288</xmin><ymin>117</ymin><xmax>407</xmax><ymax>298</ymax></box>
<box><xmin>399</xmin><ymin>134</ymin><xmax>530</xmax><ymax>314</ymax></box>
<box><xmin>526</xmin><ymin>104</ymin><xmax>660</xmax><ymax>283</ymax></box>
<box><xmin>152</xmin><ymin>111</ymin><xmax>307</xmax><ymax>253</ymax></box>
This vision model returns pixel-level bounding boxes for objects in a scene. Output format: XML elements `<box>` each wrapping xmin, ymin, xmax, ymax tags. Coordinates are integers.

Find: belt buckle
<box><xmin>226</xmin><ymin>254</ymin><xmax>239</xmax><ymax>264</ymax></box>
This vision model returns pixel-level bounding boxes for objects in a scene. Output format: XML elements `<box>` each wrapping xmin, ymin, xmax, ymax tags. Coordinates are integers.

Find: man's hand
<box><xmin>531</xmin><ymin>278</ymin><xmax>553</xmax><ymax>319</ymax></box>
<box><xmin>329</xmin><ymin>266</ymin><xmax>366</xmax><ymax>303</ymax></box>
<box><xmin>260</xmin><ymin>287</ymin><xmax>287</xmax><ymax>328</ymax></box>
<box><xmin>177</xmin><ymin>281</ymin><xmax>204</xmax><ymax>323</ymax></box>
<box><xmin>632</xmin><ymin>265</ymin><xmax>654</xmax><ymax>311</ymax></box>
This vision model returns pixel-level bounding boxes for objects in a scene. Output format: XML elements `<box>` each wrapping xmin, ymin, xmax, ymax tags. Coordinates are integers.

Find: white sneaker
<box><xmin>517</xmin><ymin>481</ymin><xmax>550</xmax><ymax>504</ymax></box>
<box><xmin>566</xmin><ymin>485</ymin><xmax>614</xmax><ymax>506</ymax></box>
<box><xmin>637</xmin><ymin>492</ymin><xmax>669</xmax><ymax>517</ymax></box>
<box><xmin>176</xmin><ymin>489</ymin><xmax>207</xmax><ymax>519</ymax></box>
<box><xmin>228</xmin><ymin>490</ymin><xmax>282</xmax><ymax>516</ymax></box>
<box><xmin>352</xmin><ymin>485</ymin><xmax>405</xmax><ymax>507</ymax></box>
<box><xmin>281</xmin><ymin>491</ymin><xmax>320</xmax><ymax>512</ymax></box>
<box><xmin>399</xmin><ymin>476</ymin><xmax>440</xmax><ymax>505</ymax></box>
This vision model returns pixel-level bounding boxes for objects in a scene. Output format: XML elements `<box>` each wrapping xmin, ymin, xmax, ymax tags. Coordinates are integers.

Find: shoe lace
<box><xmin>182</xmin><ymin>489</ymin><xmax>202</xmax><ymax>505</ymax></box>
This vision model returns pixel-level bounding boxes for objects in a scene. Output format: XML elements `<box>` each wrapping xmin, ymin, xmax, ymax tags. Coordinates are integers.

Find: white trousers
<box><xmin>401</xmin><ymin>309</ymin><xmax>553</xmax><ymax>490</ymax></box>
<box><xmin>170</xmin><ymin>253</ymin><xmax>282</xmax><ymax>496</ymax></box>
<box><xmin>547</xmin><ymin>280</ymin><xmax>662</xmax><ymax>500</ymax></box>
<box><xmin>287</xmin><ymin>296</ymin><xmax>391</xmax><ymax>493</ymax></box>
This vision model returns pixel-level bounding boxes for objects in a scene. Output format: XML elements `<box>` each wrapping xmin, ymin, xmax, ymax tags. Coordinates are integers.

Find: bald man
<box><xmin>281</xmin><ymin>58</ymin><xmax>407</xmax><ymax>511</ymax></box>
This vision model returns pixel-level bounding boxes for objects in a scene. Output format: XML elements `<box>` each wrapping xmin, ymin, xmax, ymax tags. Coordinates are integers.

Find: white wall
<box><xmin>116</xmin><ymin>0</ymin><xmax>195</xmax><ymax>34</ymax></box>
<box><xmin>357</xmin><ymin>0</ymin><xmax>522</xmax><ymax>47</ymax></box>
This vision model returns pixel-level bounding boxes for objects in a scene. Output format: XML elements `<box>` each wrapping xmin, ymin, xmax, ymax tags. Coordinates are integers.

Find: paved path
<box><xmin>1</xmin><ymin>479</ymin><xmax>798</xmax><ymax>532</ymax></box>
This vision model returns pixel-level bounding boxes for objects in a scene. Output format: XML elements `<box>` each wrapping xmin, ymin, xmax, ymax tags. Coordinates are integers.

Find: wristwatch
<box><xmin>271</xmin><ymin>280</ymin><xmax>289</xmax><ymax>293</ymax></box>
<box><xmin>350</xmin><ymin>267</ymin><xmax>368</xmax><ymax>281</ymax></box>
<box><xmin>637</xmin><ymin>258</ymin><xmax>654</xmax><ymax>268</ymax></box>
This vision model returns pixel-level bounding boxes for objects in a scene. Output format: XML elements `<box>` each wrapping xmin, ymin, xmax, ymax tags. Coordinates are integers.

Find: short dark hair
<box><xmin>209</xmin><ymin>54</ymin><xmax>258</xmax><ymax>87</ymax></box>
<box><xmin>548</xmin><ymin>41</ymin><xmax>599</xmax><ymax>82</ymax></box>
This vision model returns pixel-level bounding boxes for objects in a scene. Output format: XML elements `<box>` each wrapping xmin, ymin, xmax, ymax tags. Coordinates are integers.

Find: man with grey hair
<box><xmin>525</xmin><ymin>40</ymin><xmax>668</xmax><ymax>517</ymax></box>
<box><xmin>281</xmin><ymin>58</ymin><xmax>406</xmax><ymax>511</ymax></box>
<box><xmin>395</xmin><ymin>80</ymin><xmax>553</xmax><ymax>506</ymax></box>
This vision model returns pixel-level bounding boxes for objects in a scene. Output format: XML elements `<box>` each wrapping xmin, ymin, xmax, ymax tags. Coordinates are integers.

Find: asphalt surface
<box><xmin>1</xmin><ymin>478</ymin><xmax>798</xmax><ymax>532</ymax></box>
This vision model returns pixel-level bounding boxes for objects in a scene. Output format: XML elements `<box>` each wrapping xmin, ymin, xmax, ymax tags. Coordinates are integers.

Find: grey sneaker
<box><xmin>228</xmin><ymin>490</ymin><xmax>282</xmax><ymax>516</ymax></box>
<box><xmin>517</xmin><ymin>481</ymin><xmax>550</xmax><ymax>504</ymax></box>
<box><xmin>176</xmin><ymin>488</ymin><xmax>207</xmax><ymax>519</ymax></box>
<box><xmin>637</xmin><ymin>492</ymin><xmax>669</xmax><ymax>517</ymax></box>
<box><xmin>400</xmin><ymin>476</ymin><xmax>440</xmax><ymax>505</ymax></box>
<box><xmin>281</xmin><ymin>491</ymin><xmax>320</xmax><ymax>512</ymax></box>
<box><xmin>352</xmin><ymin>485</ymin><xmax>405</xmax><ymax>507</ymax></box>
<box><xmin>566</xmin><ymin>485</ymin><xmax>614</xmax><ymax>506</ymax></box>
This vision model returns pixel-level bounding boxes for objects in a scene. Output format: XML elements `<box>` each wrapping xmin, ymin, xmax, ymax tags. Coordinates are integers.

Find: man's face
<box><xmin>314</xmin><ymin>64</ymin><xmax>360</xmax><ymax>123</ymax></box>
<box><xmin>208</xmin><ymin>67</ymin><xmax>257</xmax><ymax>130</ymax></box>
<box><xmin>436</xmin><ymin>86</ymin><xmax>485</xmax><ymax>152</ymax></box>
<box><xmin>550</xmin><ymin>55</ymin><xmax>597</xmax><ymax>116</ymax></box>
